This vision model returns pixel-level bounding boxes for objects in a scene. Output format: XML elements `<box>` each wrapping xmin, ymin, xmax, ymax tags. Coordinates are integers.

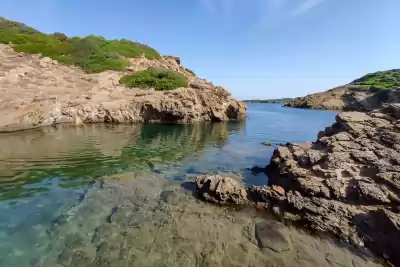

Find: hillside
<box><xmin>0</xmin><ymin>16</ymin><xmax>161</xmax><ymax>73</ymax></box>
<box><xmin>285</xmin><ymin>69</ymin><xmax>400</xmax><ymax>110</ymax></box>
<box><xmin>0</xmin><ymin>17</ymin><xmax>246</xmax><ymax>132</ymax></box>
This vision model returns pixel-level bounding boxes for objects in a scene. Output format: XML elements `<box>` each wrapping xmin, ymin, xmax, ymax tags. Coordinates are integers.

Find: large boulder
<box><xmin>195</xmin><ymin>175</ymin><xmax>248</xmax><ymax>205</ymax></box>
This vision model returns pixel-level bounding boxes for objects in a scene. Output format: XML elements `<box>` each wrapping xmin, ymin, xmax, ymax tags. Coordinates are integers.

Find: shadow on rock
<box><xmin>248</xmin><ymin>165</ymin><xmax>269</xmax><ymax>175</ymax></box>
<box><xmin>255</xmin><ymin>221</ymin><xmax>291</xmax><ymax>252</ymax></box>
<box><xmin>180</xmin><ymin>181</ymin><xmax>197</xmax><ymax>194</ymax></box>
<box><xmin>355</xmin><ymin>209</ymin><xmax>400</xmax><ymax>266</ymax></box>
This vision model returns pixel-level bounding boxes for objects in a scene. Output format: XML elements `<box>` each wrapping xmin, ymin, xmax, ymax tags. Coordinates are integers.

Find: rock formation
<box><xmin>0</xmin><ymin>44</ymin><xmax>246</xmax><ymax>132</ymax></box>
<box><xmin>285</xmin><ymin>86</ymin><xmax>400</xmax><ymax>111</ymax></box>
<box><xmin>266</xmin><ymin>104</ymin><xmax>400</xmax><ymax>266</ymax></box>
<box><xmin>196</xmin><ymin>104</ymin><xmax>400</xmax><ymax>266</ymax></box>
<box><xmin>196</xmin><ymin>174</ymin><xmax>249</xmax><ymax>205</ymax></box>
<box><xmin>285</xmin><ymin>69</ymin><xmax>400</xmax><ymax>111</ymax></box>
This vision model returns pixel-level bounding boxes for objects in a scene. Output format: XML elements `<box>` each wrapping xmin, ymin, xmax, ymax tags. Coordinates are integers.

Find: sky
<box><xmin>1</xmin><ymin>0</ymin><xmax>400</xmax><ymax>100</ymax></box>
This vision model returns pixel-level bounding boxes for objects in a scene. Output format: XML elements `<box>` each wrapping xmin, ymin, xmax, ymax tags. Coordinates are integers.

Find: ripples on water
<box><xmin>0</xmin><ymin>104</ymin><xmax>336</xmax><ymax>201</ymax></box>
<box><xmin>0</xmin><ymin>103</ymin><xmax>358</xmax><ymax>267</ymax></box>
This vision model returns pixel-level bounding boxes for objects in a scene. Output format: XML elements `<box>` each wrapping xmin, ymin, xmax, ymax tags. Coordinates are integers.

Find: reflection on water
<box><xmin>0</xmin><ymin>104</ymin><xmax>343</xmax><ymax>267</ymax></box>
<box><xmin>0</xmin><ymin>122</ymin><xmax>244</xmax><ymax>201</ymax></box>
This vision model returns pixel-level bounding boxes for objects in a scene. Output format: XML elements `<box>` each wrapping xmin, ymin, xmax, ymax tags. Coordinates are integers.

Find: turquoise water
<box><xmin>0</xmin><ymin>103</ymin><xmax>340</xmax><ymax>266</ymax></box>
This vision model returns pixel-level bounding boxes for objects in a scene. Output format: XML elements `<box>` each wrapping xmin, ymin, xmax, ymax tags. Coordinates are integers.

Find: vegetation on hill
<box><xmin>0</xmin><ymin>16</ymin><xmax>160</xmax><ymax>73</ymax></box>
<box><xmin>350</xmin><ymin>69</ymin><xmax>400</xmax><ymax>90</ymax></box>
<box><xmin>244</xmin><ymin>98</ymin><xmax>293</xmax><ymax>104</ymax></box>
<box><xmin>185</xmin><ymin>68</ymin><xmax>196</xmax><ymax>76</ymax></box>
<box><xmin>120</xmin><ymin>68</ymin><xmax>189</xmax><ymax>91</ymax></box>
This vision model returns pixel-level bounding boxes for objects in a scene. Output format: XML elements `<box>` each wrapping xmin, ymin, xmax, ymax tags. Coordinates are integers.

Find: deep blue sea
<box><xmin>0</xmin><ymin>103</ymin><xmax>340</xmax><ymax>267</ymax></box>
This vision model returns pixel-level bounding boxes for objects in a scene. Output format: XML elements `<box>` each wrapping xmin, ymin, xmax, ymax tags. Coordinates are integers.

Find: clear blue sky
<box><xmin>2</xmin><ymin>0</ymin><xmax>400</xmax><ymax>99</ymax></box>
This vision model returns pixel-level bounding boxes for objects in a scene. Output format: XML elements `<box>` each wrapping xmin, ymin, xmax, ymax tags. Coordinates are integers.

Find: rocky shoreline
<box><xmin>0</xmin><ymin>44</ymin><xmax>246</xmax><ymax>132</ymax></box>
<box><xmin>284</xmin><ymin>84</ymin><xmax>400</xmax><ymax>111</ymax></box>
<box><xmin>196</xmin><ymin>104</ymin><xmax>400</xmax><ymax>266</ymax></box>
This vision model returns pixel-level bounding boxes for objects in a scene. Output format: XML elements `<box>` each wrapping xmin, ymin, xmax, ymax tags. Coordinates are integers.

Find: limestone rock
<box><xmin>0</xmin><ymin>44</ymin><xmax>246</xmax><ymax>132</ymax></box>
<box><xmin>247</xmin><ymin>185</ymin><xmax>285</xmax><ymax>203</ymax></box>
<box><xmin>264</xmin><ymin>106</ymin><xmax>400</xmax><ymax>266</ymax></box>
<box><xmin>196</xmin><ymin>175</ymin><xmax>248</xmax><ymax>205</ymax></box>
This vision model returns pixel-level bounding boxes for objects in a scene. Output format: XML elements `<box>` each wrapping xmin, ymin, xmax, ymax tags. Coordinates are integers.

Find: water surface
<box><xmin>1</xmin><ymin>104</ymin><xmax>378</xmax><ymax>267</ymax></box>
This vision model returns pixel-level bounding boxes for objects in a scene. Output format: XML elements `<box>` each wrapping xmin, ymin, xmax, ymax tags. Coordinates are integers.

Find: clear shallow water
<box><xmin>2</xmin><ymin>103</ymin><xmax>380</xmax><ymax>267</ymax></box>
<box><xmin>0</xmin><ymin>103</ymin><xmax>336</xmax><ymax>201</ymax></box>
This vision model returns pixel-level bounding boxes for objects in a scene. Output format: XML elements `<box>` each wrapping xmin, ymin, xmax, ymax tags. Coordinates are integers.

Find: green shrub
<box><xmin>350</xmin><ymin>69</ymin><xmax>400</xmax><ymax>90</ymax></box>
<box><xmin>185</xmin><ymin>68</ymin><xmax>196</xmax><ymax>76</ymax></box>
<box><xmin>0</xmin><ymin>16</ymin><xmax>161</xmax><ymax>73</ymax></box>
<box><xmin>0</xmin><ymin>17</ymin><xmax>38</xmax><ymax>34</ymax></box>
<box><xmin>101</xmin><ymin>39</ymin><xmax>160</xmax><ymax>60</ymax></box>
<box><xmin>120</xmin><ymin>68</ymin><xmax>189</xmax><ymax>91</ymax></box>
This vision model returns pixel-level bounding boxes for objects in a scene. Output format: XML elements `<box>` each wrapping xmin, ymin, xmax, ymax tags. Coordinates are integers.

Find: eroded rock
<box><xmin>0</xmin><ymin>44</ymin><xmax>246</xmax><ymax>132</ymax></box>
<box><xmin>196</xmin><ymin>174</ymin><xmax>248</xmax><ymax>205</ymax></box>
<box><xmin>195</xmin><ymin>105</ymin><xmax>400</xmax><ymax>266</ymax></box>
<box><xmin>265</xmin><ymin>106</ymin><xmax>400</xmax><ymax>266</ymax></box>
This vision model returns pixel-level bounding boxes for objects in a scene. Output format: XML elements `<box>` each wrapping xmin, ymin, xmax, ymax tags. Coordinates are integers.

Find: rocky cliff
<box><xmin>0</xmin><ymin>44</ymin><xmax>246</xmax><ymax>132</ymax></box>
<box><xmin>285</xmin><ymin>69</ymin><xmax>400</xmax><ymax>111</ymax></box>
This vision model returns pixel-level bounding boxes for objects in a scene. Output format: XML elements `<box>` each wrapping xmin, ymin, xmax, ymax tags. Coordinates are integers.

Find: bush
<box><xmin>120</xmin><ymin>68</ymin><xmax>189</xmax><ymax>91</ymax></box>
<box><xmin>0</xmin><ymin>16</ymin><xmax>161</xmax><ymax>73</ymax></box>
<box><xmin>0</xmin><ymin>17</ymin><xmax>38</xmax><ymax>34</ymax></box>
<box><xmin>350</xmin><ymin>69</ymin><xmax>400</xmax><ymax>90</ymax></box>
<box><xmin>185</xmin><ymin>68</ymin><xmax>196</xmax><ymax>76</ymax></box>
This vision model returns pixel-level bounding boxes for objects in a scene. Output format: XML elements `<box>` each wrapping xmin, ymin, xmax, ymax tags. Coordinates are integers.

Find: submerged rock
<box><xmin>255</xmin><ymin>221</ymin><xmax>291</xmax><ymax>252</ymax></box>
<box><xmin>262</xmin><ymin>142</ymin><xmax>273</xmax><ymax>147</ymax></box>
<box><xmin>35</xmin><ymin>174</ymin><xmax>381</xmax><ymax>267</ymax></box>
<box><xmin>196</xmin><ymin>174</ymin><xmax>248</xmax><ymax>205</ymax></box>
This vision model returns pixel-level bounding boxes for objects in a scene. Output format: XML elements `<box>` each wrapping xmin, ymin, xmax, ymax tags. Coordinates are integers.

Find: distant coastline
<box><xmin>243</xmin><ymin>98</ymin><xmax>293</xmax><ymax>104</ymax></box>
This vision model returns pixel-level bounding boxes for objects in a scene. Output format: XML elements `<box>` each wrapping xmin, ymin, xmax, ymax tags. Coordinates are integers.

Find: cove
<box><xmin>0</xmin><ymin>104</ymin><xmax>381</xmax><ymax>267</ymax></box>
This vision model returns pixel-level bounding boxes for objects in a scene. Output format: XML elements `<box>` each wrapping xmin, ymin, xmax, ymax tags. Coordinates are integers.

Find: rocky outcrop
<box><xmin>0</xmin><ymin>44</ymin><xmax>246</xmax><ymax>132</ymax></box>
<box><xmin>285</xmin><ymin>85</ymin><xmax>400</xmax><ymax>111</ymax></box>
<box><xmin>128</xmin><ymin>55</ymin><xmax>187</xmax><ymax>74</ymax></box>
<box><xmin>263</xmin><ymin>104</ymin><xmax>400</xmax><ymax>266</ymax></box>
<box><xmin>195</xmin><ymin>104</ymin><xmax>400</xmax><ymax>265</ymax></box>
<box><xmin>196</xmin><ymin>174</ymin><xmax>249</xmax><ymax>205</ymax></box>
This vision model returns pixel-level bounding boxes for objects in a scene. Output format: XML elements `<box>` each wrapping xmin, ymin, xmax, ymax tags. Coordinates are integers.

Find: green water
<box><xmin>0</xmin><ymin>122</ymin><xmax>239</xmax><ymax>201</ymax></box>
